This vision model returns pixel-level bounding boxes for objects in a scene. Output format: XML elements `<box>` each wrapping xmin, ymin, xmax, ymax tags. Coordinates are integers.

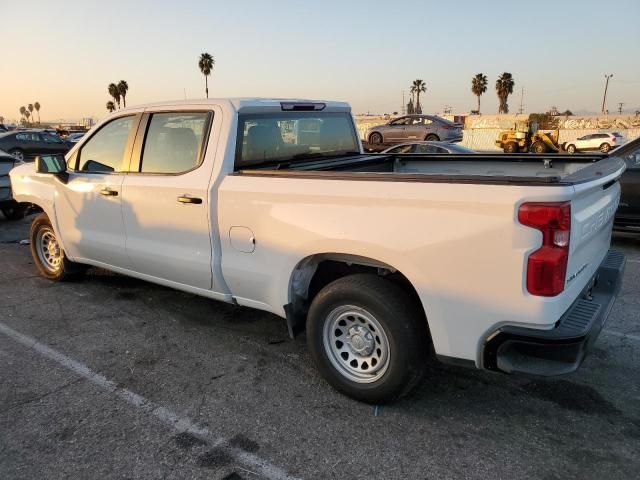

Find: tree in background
<box><xmin>406</xmin><ymin>98</ymin><xmax>415</xmax><ymax>115</ymax></box>
<box><xmin>34</xmin><ymin>101</ymin><xmax>41</xmax><ymax>124</ymax></box>
<box><xmin>198</xmin><ymin>53</ymin><xmax>215</xmax><ymax>98</ymax></box>
<box><xmin>471</xmin><ymin>73</ymin><xmax>488</xmax><ymax>114</ymax></box>
<box><xmin>19</xmin><ymin>106</ymin><xmax>26</xmax><ymax>124</ymax></box>
<box><xmin>108</xmin><ymin>83</ymin><xmax>121</xmax><ymax>109</ymax></box>
<box><xmin>106</xmin><ymin>101</ymin><xmax>116</xmax><ymax>113</ymax></box>
<box><xmin>117</xmin><ymin>80</ymin><xmax>129</xmax><ymax>108</ymax></box>
<box><xmin>496</xmin><ymin>72</ymin><xmax>515</xmax><ymax>114</ymax></box>
<box><xmin>28</xmin><ymin>104</ymin><xmax>34</xmax><ymax>124</ymax></box>
<box><xmin>410</xmin><ymin>79</ymin><xmax>427</xmax><ymax>114</ymax></box>
<box><xmin>24</xmin><ymin>110</ymin><xmax>31</xmax><ymax>125</ymax></box>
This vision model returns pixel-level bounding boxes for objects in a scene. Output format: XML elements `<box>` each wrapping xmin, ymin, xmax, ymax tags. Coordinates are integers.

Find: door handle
<box><xmin>100</xmin><ymin>188</ymin><xmax>118</xmax><ymax>196</ymax></box>
<box><xmin>177</xmin><ymin>195</ymin><xmax>202</xmax><ymax>204</ymax></box>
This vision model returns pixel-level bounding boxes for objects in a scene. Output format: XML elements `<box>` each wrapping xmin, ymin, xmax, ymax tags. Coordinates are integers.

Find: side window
<box><xmin>77</xmin><ymin>116</ymin><xmax>135</xmax><ymax>173</ymax></box>
<box><xmin>625</xmin><ymin>145</ymin><xmax>640</xmax><ymax>170</ymax></box>
<box><xmin>139</xmin><ymin>112</ymin><xmax>210</xmax><ymax>174</ymax></box>
<box><xmin>391</xmin><ymin>145</ymin><xmax>415</xmax><ymax>154</ymax></box>
<box><xmin>390</xmin><ymin>117</ymin><xmax>410</xmax><ymax>126</ymax></box>
<box><xmin>15</xmin><ymin>133</ymin><xmax>28</xmax><ymax>141</ymax></box>
<box><xmin>42</xmin><ymin>134</ymin><xmax>62</xmax><ymax>143</ymax></box>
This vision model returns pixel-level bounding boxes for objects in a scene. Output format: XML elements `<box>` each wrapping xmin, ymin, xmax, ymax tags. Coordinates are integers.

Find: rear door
<box><xmin>385</xmin><ymin>117</ymin><xmax>411</xmax><ymax>141</ymax></box>
<box><xmin>404</xmin><ymin>117</ymin><xmax>427</xmax><ymax>140</ymax></box>
<box><xmin>121</xmin><ymin>108</ymin><xmax>217</xmax><ymax>290</ymax></box>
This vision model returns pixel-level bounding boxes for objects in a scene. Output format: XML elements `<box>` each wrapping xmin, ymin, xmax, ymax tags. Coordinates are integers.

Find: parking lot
<box><xmin>0</xmin><ymin>214</ymin><xmax>638</xmax><ymax>480</ymax></box>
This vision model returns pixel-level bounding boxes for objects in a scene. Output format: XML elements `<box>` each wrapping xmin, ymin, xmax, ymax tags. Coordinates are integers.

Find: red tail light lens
<box><xmin>518</xmin><ymin>202</ymin><xmax>571</xmax><ymax>296</ymax></box>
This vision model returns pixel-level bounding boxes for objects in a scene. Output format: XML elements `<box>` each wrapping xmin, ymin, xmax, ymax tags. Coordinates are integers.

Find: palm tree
<box><xmin>28</xmin><ymin>104</ymin><xmax>34</xmax><ymax>124</ymax></box>
<box><xmin>108</xmin><ymin>83</ymin><xmax>121</xmax><ymax>109</ymax></box>
<box><xmin>495</xmin><ymin>72</ymin><xmax>515</xmax><ymax>114</ymax></box>
<box><xmin>19</xmin><ymin>106</ymin><xmax>26</xmax><ymax>123</ymax></box>
<box><xmin>117</xmin><ymin>80</ymin><xmax>129</xmax><ymax>108</ymax></box>
<box><xmin>24</xmin><ymin>110</ymin><xmax>31</xmax><ymax>125</ymax></box>
<box><xmin>471</xmin><ymin>73</ymin><xmax>488</xmax><ymax>114</ymax></box>
<box><xmin>106</xmin><ymin>101</ymin><xmax>116</xmax><ymax>113</ymax></box>
<box><xmin>410</xmin><ymin>79</ymin><xmax>427</xmax><ymax>114</ymax></box>
<box><xmin>34</xmin><ymin>101</ymin><xmax>41</xmax><ymax>124</ymax></box>
<box><xmin>198</xmin><ymin>52</ymin><xmax>215</xmax><ymax>98</ymax></box>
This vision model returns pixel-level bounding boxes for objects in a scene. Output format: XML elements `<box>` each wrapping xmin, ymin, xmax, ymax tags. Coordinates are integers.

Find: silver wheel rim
<box><xmin>11</xmin><ymin>150</ymin><xmax>24</xmax><ymax>161</ymax></box>
<box><xmin>322</xmin><ymin>305</ymin><xmax>390</xmax><ymax>384</ymax></box>
<box><xmin>36</xmin><ymin>227</ymin><xmax>62</xmax><ymax>273</ymax></box>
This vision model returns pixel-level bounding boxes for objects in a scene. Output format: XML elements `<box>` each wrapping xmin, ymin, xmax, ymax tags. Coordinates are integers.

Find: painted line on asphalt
<box><xmin>603</xmin><ymin>329</ymin><xmax>640</xmax><ymax>342</ymax></box>
<box><xmin>626</xmin><ymin>259</ymin><xmax>640</xmax><ymax>264</ymax></box>
<box><xmin>0</xmin><ymin>321</ymin><xmax>299</xmax><ymax>480</ymax></box>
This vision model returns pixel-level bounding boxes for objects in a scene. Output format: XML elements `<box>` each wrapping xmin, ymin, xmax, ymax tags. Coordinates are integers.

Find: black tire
<box><xmin>1</xmin><ymin>202</ymin><xmax>26</xmax><ymax>221</ymax></box>
<box><xmin>425</xmin><ymin>134</ymin><xmax>439</xmax><ymax>141</ymax></box>
<box><xmin>8</xmin><ymin>148</ymin><xmax>25</xmax><ymax>162</ymax></box>
<box><xmin>567</xmin><ymin>144</ymin><xmax>576</xmax><ymax>154</ymax></box>
<box><xmin>368</xmin><ymin>132</ymin><xmax>383</xmax><ymax>144</ymax></box>
<box><xmin>600</xmin><ymin>143</ymin><xmax>611</xmax><ymax>153</ymax></box>
<box><xmin>29</xmin><ymin>213</ymin><xmax>87</xmax><ymax>281</ymax></box>
<box><xmin>307</xmin><ymin>274</ymin><xmax>427</xmax><ymax>404</ymax></box>
<box><xmin>504</xmin><ymin>142</ymin><xmax>519</xmax><ymax>153</ymax></box>
<box><xmin>531</xmin><ymin>141</ymin><xmax>548</xmax><ymax>154</ymax></box>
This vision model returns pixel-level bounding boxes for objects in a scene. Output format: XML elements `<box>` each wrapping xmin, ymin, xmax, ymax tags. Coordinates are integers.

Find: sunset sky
<box><xmin>1</xmin><ymin>0</ymin><xmax>639</xmax><ymax>123</ymax></box>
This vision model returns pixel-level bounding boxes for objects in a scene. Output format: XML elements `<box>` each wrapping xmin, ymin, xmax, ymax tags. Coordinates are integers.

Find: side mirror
<box><xmin>35</xmin><ymin>154</ymin><xmax>68</xmax><ymax>183</ymax></box>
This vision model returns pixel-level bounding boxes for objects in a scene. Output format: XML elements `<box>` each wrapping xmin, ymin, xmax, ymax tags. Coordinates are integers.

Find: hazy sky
<box><xmin>1</xmin><ymin>0</ymin><xmax>639</xmax><ymax>122</ymax></box>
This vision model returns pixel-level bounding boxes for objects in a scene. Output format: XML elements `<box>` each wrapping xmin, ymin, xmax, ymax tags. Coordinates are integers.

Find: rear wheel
<box><xmin>307</xmin><ymin>274</ymin><xmax>427</xmax><ymax>404</ymax></box>
<box><xmin>30</xmin><ymin>213</ymin><xmax>87</xmax><ymax>281</ymax></box>
<box><xmin>600</xmin><ymin>143</ymin><xmax>611</xmax><ymax>153</ymax></box>
<box><xmin>504</xmin><ymin>142</ymin><xmax>519</xmax><ymax>153</ymax></box>
<box><xmin>425</xmin><ymin>134</ymin><xmax>439</xmax><ymax>141</ymax></box>
<box><xmin>567</xmin><ymin>144</ymin><xmax>577</xmax><ymax>154</ymax></box>
<box><xmin>8</xmin><ymin>148</ymin><xmax>25</xmax><ymax>161</ymax></box>
<box><xmin>531</xmin><ymin>141</ymin><xmax>548</xmax><ymax>154</ymax></box>
<box><xmin>368</xmin><ymin>132</ymin><xmax>383</xmax><ymax>144</ymax></box>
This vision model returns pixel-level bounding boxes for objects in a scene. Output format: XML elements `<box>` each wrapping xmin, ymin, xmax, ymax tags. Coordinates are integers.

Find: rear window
<box><xmin>235</xmin><ymin>112</ymin><xmax>359</xmax><ymax>167</ymax></box>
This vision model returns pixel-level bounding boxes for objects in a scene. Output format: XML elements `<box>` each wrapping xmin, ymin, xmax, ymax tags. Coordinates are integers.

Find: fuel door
<box><xmin>229</xmin><ymin>226</ymin><xmax>255</xmax><ymax>253</ymax></box>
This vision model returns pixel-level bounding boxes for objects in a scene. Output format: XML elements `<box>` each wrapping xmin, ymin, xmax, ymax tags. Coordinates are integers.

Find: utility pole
<box><xmin>518</xmin><ymin>87</ymin><xmax>525</xmax><ymax>115</ymax></box>
<box><xmin>618</xmin><ymin>102</ymin><xmax>624</xmax><ymax>115</ymax></box>
<box><xmin>401</xmin><ymin>90</ymin><xmax>405</xmax><ymax>115</ymax></box>
<box><xmin>601</xmin><ymin>74</ymin><xmax>613</xmax><ymax>114</ymax></box>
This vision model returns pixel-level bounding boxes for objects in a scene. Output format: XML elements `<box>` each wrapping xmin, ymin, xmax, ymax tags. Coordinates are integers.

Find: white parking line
<box><xmin>0</xmin><ymin>321</ymin><xmax>299</xmax><ymax>480</ymax></box>
<box><xmin>627</xmin><ymin>259</ymin><xmax>640</xmax><ymax>264</ymax></box>
<box><xmin>603</xmin><ymin>330</ymin><xmax>640</xmax><ymax>342</ymax></box>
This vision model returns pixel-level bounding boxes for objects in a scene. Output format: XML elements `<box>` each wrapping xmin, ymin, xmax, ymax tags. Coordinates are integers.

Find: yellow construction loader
<box><xmin>495</xmin><ymin>121</ymin><xmax>563</xmax><ymax>153</ymax></box>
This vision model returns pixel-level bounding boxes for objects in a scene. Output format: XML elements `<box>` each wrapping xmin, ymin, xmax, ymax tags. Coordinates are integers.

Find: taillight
<box><xmin>518</xmin><ymin>202</ymin><xmax>571</xmax><ymax>296</ymax></box>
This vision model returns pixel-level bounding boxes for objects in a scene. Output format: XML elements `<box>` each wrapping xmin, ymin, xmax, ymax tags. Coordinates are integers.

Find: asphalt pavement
<box><xmin>1</xmin><ymin>213</ymin><xmax>639</xmax><ymax>479</ymax></box>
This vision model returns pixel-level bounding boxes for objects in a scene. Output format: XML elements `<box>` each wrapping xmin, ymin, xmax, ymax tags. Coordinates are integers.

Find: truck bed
<box><xmin>238</xmin><ymin>153</ymin><xmax>623</xmax><ymax>186</ymax></box>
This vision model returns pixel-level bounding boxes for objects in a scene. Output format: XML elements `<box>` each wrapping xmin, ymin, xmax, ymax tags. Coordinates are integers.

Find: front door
<box><xmin>121</xmin><ymin>110</ymin><xmax>215</xmax><ymax>290</ymax></box>
<box><xmin>54</xmin><ymin>114</ymin><xmax>138</xmax><ymax>267</ymax></box>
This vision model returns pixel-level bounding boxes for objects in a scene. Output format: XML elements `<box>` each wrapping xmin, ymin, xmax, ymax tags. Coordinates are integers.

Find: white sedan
<box><xmin>564</xmin><ymin>132</ymin><xmax>624</xmax><ymax>154</ymax></box>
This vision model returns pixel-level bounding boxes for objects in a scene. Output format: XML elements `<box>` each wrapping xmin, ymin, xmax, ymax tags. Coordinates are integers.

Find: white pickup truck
<box><xmin>10</xmin><ymin>98</ymin><xmax>626</xmax><ymax>403</ymax></box>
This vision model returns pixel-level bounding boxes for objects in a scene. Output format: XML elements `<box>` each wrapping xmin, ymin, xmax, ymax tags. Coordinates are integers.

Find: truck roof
<box><xmin>127</xmin><ymin>98</ymin><xmax>351</xmax><ymax>113</ymax></box>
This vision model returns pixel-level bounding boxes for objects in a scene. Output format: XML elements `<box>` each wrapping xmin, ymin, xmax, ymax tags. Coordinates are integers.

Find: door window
<box><xmin>77</xmin><ymin>116</ymin><xmax>135</xmax><ymax>173</ymax></box>
<box><xmin>389</xmin><ymin>117</ymin><xmax>411</xmax><ymax>126</ymax></box>
<box><xmin>16</xmin><ymin>133</ymin><xmax>39</xmax><ymax>142</ymax></box>
<box><xmin>139</xmin><ymin>112</ymin><xmax>210</xmax><ymax>174</ymax></box>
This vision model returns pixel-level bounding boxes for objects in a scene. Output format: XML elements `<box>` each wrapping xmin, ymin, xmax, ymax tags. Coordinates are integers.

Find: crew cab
<box><xmin>9</xmin><ymin>98</ymin><xmax>626</xmax><ymax>403</ymax></box>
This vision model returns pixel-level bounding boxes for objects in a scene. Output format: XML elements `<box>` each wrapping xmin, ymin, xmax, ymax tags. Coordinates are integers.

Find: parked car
<box><xmin>0</xmin><ymin>149</ymin><xmax>28</xmax><ymax>220</ymax></box>
<box><xmin>609</xmin><ymin>136</ymin><xmax>640</xmax><ymax>231</ymax></box>
<box><xmin>382</xmin><ymin>141</ymin><xmax>475</xmax><ymax>154</ymax></box>
<box><xmin>11</xmin><ymin>98</ymin><xmax>625</xmax><ymax>403</ymax></box>
<box><xmin>0</xmin><ymin>131</ymin><xmax>72</xmax><ymax>161</ymax></box>
<box><xmin>365</xmin><ymin>115</ymin><xmax>463</xmax><ymax>145</ymax></box>
<box><xmin>563</xmin><ymin>132</ymin><xmax>624</xmax><ymax>154</ymax></box>
<box><xmin>65</xmin><ymin>132</ymin><xmax>86</xmax><ymax>143</ymax></box>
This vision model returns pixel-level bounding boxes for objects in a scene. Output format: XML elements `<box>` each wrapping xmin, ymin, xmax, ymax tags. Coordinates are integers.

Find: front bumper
<box><xmin>483</xmin><ymin>249</ymin><xmax>626</xmax><ymax>376</ymax></box>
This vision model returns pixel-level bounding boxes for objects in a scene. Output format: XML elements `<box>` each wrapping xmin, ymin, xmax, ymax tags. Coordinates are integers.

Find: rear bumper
<box><xmin>482</xmin><ymin>249</ymin><xmax>625</xmax><ymax>376</ymax></box>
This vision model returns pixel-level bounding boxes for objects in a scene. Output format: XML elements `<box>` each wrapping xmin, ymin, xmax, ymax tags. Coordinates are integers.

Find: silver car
<box><xmin>382</xmin><ymin>141</ymin><xmax>475</xmax><ymax>154</ymax></box>
<box><xmin>365</xmin><ymin>115</ymin><xmax>463</xmax><ymax>145</ymax></box>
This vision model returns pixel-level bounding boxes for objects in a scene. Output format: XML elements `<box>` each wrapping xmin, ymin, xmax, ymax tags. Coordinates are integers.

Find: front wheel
<box><xmin>504</xmin><ymin>142</ymin><xmax>519</xmax><ymax>153</ymax></box>
<box><xmin>600</xmin><ymin>143</ymin><xmax>611</xmax><ymax>153</ymax></box>
<box><xmin>307</xmin><ymin>274</ymin><xmax>427</xmax><ymax>404</ymax></box>
<box><xmin>8</xmin><ymin>148</ymin><xmax>25</xmax><ymax>161</ymax></box>
<box><xmin>567</xmin><ymin>144</ymin><xmax>577</xmax><ymax>154</ymax></box>
<box><xmin>425</xmin><ymin>134</ymin><xmax>439</xmax><ymax>141</ymax></box>
<box><xmin>368</xmin><ymin>132</ymin><xmax>383</xmax><ymax>144</ymax></box>
<box><xmin>530</xmin><ymin>141</ymin><xmax>548</xmax><ymax>154</ymax></box>
<box><xmin>30</xmin><ymin>213</ymin><xmax>87</xmax><ymax>281</ymax></box>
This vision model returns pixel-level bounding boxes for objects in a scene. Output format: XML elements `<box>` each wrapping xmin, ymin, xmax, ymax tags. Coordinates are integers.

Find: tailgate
<box><xmin>566</xmin><ymin>158</ymin><xmax>625</xmax><ymax>291</ymax></box>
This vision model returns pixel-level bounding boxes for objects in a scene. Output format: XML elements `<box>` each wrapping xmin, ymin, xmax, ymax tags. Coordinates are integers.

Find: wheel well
<box><xmin>368</xmin><ymin>131</ymin><xmax>382</xmax><ymax>141</ymax></box>
<box><xmin>287</xmin><ymin>254</ymin><xmax>428</xmax><ymax>338</ymax></box>
<box><xmin>425</xmin><ymin>133</ymin><xmax>439</xmax><ymax>140</ymax></box>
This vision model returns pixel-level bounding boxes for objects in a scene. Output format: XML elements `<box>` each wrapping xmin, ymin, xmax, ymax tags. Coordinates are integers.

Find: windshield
<box><xmin>235</xmin><ymin>112</ymin><xmax>359</xmax><ymax>166</ymax></box>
